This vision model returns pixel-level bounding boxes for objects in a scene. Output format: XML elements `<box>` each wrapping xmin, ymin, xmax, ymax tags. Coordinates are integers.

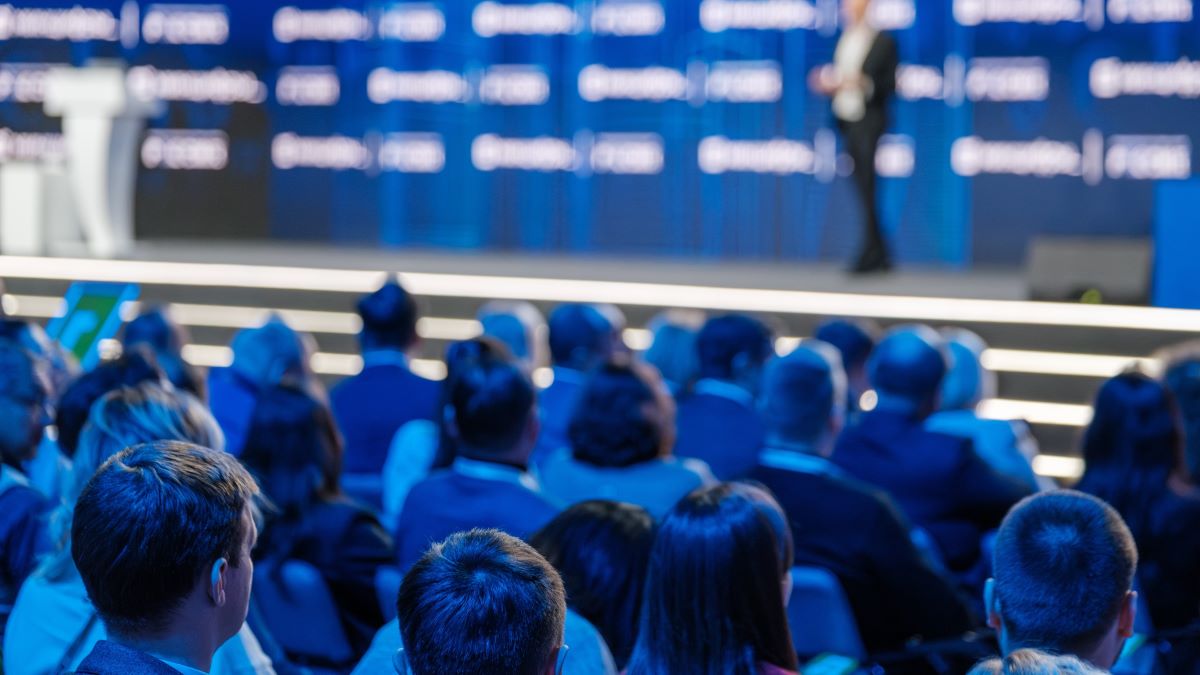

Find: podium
<box><xmin>37</xmin><ymin>65</ymin><xmax>163</xmax><ymax>258</ymax></box>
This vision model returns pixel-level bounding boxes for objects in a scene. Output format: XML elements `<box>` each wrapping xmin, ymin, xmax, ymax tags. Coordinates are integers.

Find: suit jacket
<box><xmin>832</xmin><ymin>410</ymin><xmax>1032</xmax><ymax>571</ymax></box>
<box><xmin>852</xmin><ymin>31</ymin><xmax>899</xmax><ymax>136</ymax></box>
<box><xmin>750</xmin><ymin>458</ymin><xmax>973</xmax><ymax>653</ymax></box>
<box><xmin>73</xmin><ymin>640</ymin><xmax>180</xmax><ymax>675</ymax></box>
<box><xmin>674</xmin><ymin>384</ymin><xmax>765</xmax><ymax>480</ymax></box>
<box><xmin>331</xmin><ymin>363</ymin><xmax>440</xmax><ymax>474</ymax></box>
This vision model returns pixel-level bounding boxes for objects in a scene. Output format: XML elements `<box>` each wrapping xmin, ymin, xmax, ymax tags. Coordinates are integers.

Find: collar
<box><xmin>155</xmin><ymin>659</ymin><xmax>208</xmax><ymax>675</ymax></box>
<box><xmin>362</xmin><ymin>350</ymin><xmax>410</xmax><ymax>370</ymax></box>
<box><xmin>694</xmin><ymin>378</ymin><xmax>755</xmax><ymax>408</ymax></box>
<box><xmin>759</xmin><ymin>447</ymin><xmax>844</xmax><ymax>478</ymax></box>
<box><xmin>452</xmin><ymin>457</ymin><xmax>540</xmax><ymax>492</ymax></box>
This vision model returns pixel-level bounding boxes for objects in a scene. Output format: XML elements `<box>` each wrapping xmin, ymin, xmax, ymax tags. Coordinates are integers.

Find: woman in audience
<box><xmin>529</xmin><ymin>500</ymin><xmax>656</xmax><ymax>669</ymax></box>
<box><xmin>1159</xmin><ymin>340</ymin><xmax>1200</xmax><ymax>484</ymax></box>
<box><xmin>122</xmin><ymin>305</ymin><xmax>206</xmax><ymax>401</ymax></box>
<box><xmin>539</xmin><ymin>360</ymin><xmax>715</xmax><ymax>517</ymax></box>
<box><xmin>1075</xmin><ymin>371</ymin><xmax>1200</xmax><ymax>632</ymax></box>
<box><xmin>239</xmin><ymin>383</ymin><xmax>394</xmax><ymax>658</ymax></box>
<box><xmin>626</xmin><ymin>482</ymin><xmax>798</xmax><ymax>675</ymax></box>
<box><xmin>3</xmin><ymin>383</ymin><xmax>274</xmax><ymax>674</ymax></box>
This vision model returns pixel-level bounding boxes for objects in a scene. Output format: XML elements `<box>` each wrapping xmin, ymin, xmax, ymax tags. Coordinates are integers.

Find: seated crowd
<box><xmin>0</xmin><ymin>278</ymin><xmax>1199</xmax><ymax>675</ymax></box>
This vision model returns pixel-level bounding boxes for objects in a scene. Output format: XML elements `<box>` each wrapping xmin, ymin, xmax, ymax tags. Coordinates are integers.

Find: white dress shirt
<box><xmin>832</xmin><ymin>24</ymin><xmax>878</xmax><ymax>122</ymax></box>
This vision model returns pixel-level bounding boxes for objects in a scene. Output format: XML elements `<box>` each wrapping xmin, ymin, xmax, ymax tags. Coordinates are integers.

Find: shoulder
<box><xmin>0</xmin><ymin>483</ymin><xmax>46</xmax><ymax>518</ymax></box>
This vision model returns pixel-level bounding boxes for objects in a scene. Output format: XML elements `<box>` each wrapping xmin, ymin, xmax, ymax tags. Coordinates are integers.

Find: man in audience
<box><xmin>814</xmin><ymin>317</ymin><xmax>878</xmax><ymax>418</ymax></box>
<box><xmin>393</xmin><ymin>348</ymin><xmax>559</xmax><ymax>569</ymax></box>
<box><xmin>986</xmin><ymin>491</ymin><xmax>1138</xmax><ymax>670</ymax></box>
<box><xmin>674</xmin><ymin>313</ymin><xmax>773</xmax><ymax>479</ymax></box>
<box><xmin>533</xmin><ymin>304</ymin><xmax>621</xmax><ymax>464</ymax></box>
<box><xmin>72</xmin><ymin>440</ymin><xmax>260</xmax><ymax>673</ymax></box>
<box><xmin>832</xmin><ymin>325</ymin><xmax>1031</xmax><ymax>571</ymax></box>
<box><xmin>749</xmin><ymin>342</ymin><xmax>973</xmax><ymax>653</ymax></box>
<box><xmin>333</xmin><ymin>278</ymin><xmax>439</xmax><ymax>477</ymax></box>
<box><xmin>396</xmin><ymin>529</ymin><xmax>566</xmax><ymax>675</ymax></box>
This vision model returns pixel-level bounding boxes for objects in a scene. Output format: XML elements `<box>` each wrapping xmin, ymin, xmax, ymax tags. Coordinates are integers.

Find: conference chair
<box><xmin>787</xmin><ymin>566</ymin><xmax>868</xmax><ymax>662</ymax></box>
<box><xmin>375</xmin><ymin>565</ymin><xmax>404</xmax><ymax>622</ymax></box>
<box><xmin>254</xmin><ymin>559</ymin><xmax>355</xmax><ymax>673</ymax></box>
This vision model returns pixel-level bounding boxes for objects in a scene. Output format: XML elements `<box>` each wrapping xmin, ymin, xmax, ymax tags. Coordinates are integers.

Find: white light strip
<box><xmin>6</xmin><ymin>255</ymin><xmax>1200</xmax><ymax>331</ymax></box>
<box><xmin>982</xmin><ymin>348</ymin><xmax>1150</xmax><ymax>378</ymax></box>
<box><xmin>980</xmin><ymin>398</ymin><xmax>1093</xmax><ymax>427</ymax></box>
<box><xmin>180</xmin><ymin>343</ymin><xmax>449</xmax><ymax>380</ymax></box>
<box><xmin>1032</xmin><ymin>454</ymin><xmax>1085</xmax><ymax>480</ymax></box>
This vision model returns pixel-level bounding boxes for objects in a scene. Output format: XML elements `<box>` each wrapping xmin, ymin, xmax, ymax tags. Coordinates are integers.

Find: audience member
<box><xmin>985</xmin><ymin>491</ymin><xmax>1137</xmax><ymax>671</ymax></box>
<box><xmin>55</xmin><ymin>346</ymin><xmax>165</xmax><ymax>457</ymax></box>
<box><xmin>833</xmin><ymin>325</ymin><xmax>1031</xmax><ymax>571</ymax></box>
<box><xmin>0</xmin><ymin>340</ymin><xmax>50</xmax><ymax>632</ymax></box>
<box><xmin>627</xmin><ymin>482</ymin><xmax>798</xmax><ymax>675</ymax></box>
<box><xmin>4</xmin><ymin>384</ymin><xmax>272</xmax><ymax>674</ymax></box>
<box><xmin>240</xmin><ymin>384</ymin><xmax>393</xmax><ymax>657</ymax></box>
<box><xmin>814</xmin><ymin>317</ymin><xmax>878</xmax><ymax>417</ymax></box>
<box><xmin>122</xmin><ymin>306</ymin><xmax>206</xmax><ymax>401</ymax></box>
<box><xmin>478</xmin><ymin>300</ymin><xmax>549</xmax><ymax>373</ymax></box>
<box><xmin>332</xmin><ymin>278</ymin><xmax>439</xmax><ymax>476</ymax></box>
<box><xmin>1075</xmin><ymin>371</ymin><xmax>1200</xmax><ymax>632</ymax></box>
<box><xmin>927</xmin><ymin>328</ymin><xmax>1046</xmax><ymax>492</ymax></box>
<box><xmin>393</xmin><ymin>345</ymin><xmax>559</xmax><ymax>569</ymax></box>
<box><xmin>1159</xmin><ymin>340</ymin><xmax>1200</xmax><ymax>483</ymax></box>
<box><xmin>534</xmin><ymin>304</ymin><xmax>622</xmax><ymax>464</ymax></box>
<box><xmin>395</xmin><ymin>529</ymin><xmax>568</xmax><ymax>675</ymax></box>
<box><xmin>642</xmin><ymin>309</ymin><xmax>705</xmax><ymax>395</ymax></box>
<box><xmin>540</xmin><ymin>361</ymin><xmax>715</xmax><ymax>517</ymax></box>
<box><xmin>968</xmin><ymin>649</ymin><xmax>1109</xmax><ymax>675</ymax></box>
<box><xmin>750</xmin><ymin>342</ymin><xmax>973</xmax><ymax>653</ymax></box>
<box><xmin>529</xmin><ymin>500</ymin><xmax>655</xmax><ymax>669</ymax></box>
<box><xmin>674</xmin><ymin>314</ymin><xmax>774</xmax><ymax>479</ymax></box>
<box><xmin>70</xmin><ymin>441</ymin><xmax>260</xmax><ymax>674</ymax></box>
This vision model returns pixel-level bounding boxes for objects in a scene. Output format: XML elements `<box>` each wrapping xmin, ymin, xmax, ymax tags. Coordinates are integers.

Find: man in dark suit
<box><xmin>674</xmin><ymin>314</ymin><xmax>774</xmax><ymax>480</ymax></box>
<box><xmin>832</xmin><ymin>326</ymin><xmax>1032</xmax><ymax>573</ymax></box>
<box><xmin>394</xmin><ymin>347</ymin><xmax>559</xmax><ymax>570</ymax></box>
<box><xmin>812</xmin><ymin>0</ymin><xmax>899</xmax><ymax>274</ymax></box>
<box><xmin>72</xmin><ymin>441</ymin><xmax>260</xmax><ymax>674</ymax></box>
<box><xmin>750</xmin><ymin>342</ymin><xmax>973</xmax><ymax>654</ymax></box>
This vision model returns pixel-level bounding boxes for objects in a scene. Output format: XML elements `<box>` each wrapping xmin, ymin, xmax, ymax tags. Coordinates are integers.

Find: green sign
<box><xmin>46</xmin><ymin>282</ymin><xmax>139</xmax><ymax>369</ymax></box>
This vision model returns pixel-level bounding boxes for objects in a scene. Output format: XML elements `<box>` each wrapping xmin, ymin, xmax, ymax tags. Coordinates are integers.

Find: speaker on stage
<box><xmin>1025</xmin><ymin>237</ymin><xmax>1152</xmax><ymax>305</ymax></box>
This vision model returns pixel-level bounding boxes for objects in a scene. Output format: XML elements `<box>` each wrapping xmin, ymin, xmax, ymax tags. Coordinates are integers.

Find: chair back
<box><xmin>254</xmin><ymin>559</ymin><xmax>356</xmax><ymax>669</ymax></box>
<box><xmin>787</xmin><ymin>566</ymin><xmax>867</xmax><ymax>661</ymax></box>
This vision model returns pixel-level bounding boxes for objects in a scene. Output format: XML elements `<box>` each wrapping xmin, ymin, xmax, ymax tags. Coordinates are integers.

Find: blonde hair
<box><xmin>969</xmin><ymin>649</ymin><xmax>1108</xmax><ymax>675</ymax></box>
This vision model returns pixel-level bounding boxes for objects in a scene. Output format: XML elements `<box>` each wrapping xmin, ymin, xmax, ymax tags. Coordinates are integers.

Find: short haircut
<box><xmin>992</xmin><ymin>490</ymin><xmax>1137</xmax><ymax>655</ymax></box>
<box><xmin>867</xmin><ymin>325</ymin><xmax>949</xmax><ymax>405</ymax></box>
<box><xmin>696</xmin><ymin>314</ymin><xmax>773</xmax><ymax>380</ymax></box>
<box><xmin>814</xmin><ymin>318</ymin><xmax>879</xmax><ymax>371</ymax></box>
<box><xmin>397</xmin><ymin>529</ymin><xmax>566</xmax><ymax>675</ymax></box>
<box><xmin>569</xmin><ymin>361</ymin><xmax>665</xmax><ymax>467</ymax></box>
<box><xmin>760</xmin><ymin>341</ymin><xmax>845</xmax><ymax>443</ymax></box>
<box><xmin>939</xmin><ymin>329</ymin><xmax>993</xmax><ymax>411</ymax></box>
<box><xmin>358</xmin><ymin>278</ymin><xmax>419</xmax><ymax>350</ymax></box>
<box><xmin>54</xmin><ymin>346</ymin><xmax>165</xmax><ymax>456</ymax></box>
<box><xmin>548</xmin><ymin>304</ymin><xmax>612</xmax><ymax>368</ymax></box>
<box><xmin>478</xmin><ymin>300</ymin><xmax>546</xmax><ymax>365</ymax></box>
<box><xmin>230</xmin><ymin>319</ymin><xmax>307</xmax><ymax>388</ymax></box>
<box><xmin>449</xmin><ymin>346</ymin><xmax>536</xmax><ymax>452</ymax></box>
<box><xmin>72</xmin><ymin>440</ymin><xmax>259</xmax><ymax>637</ymax></box>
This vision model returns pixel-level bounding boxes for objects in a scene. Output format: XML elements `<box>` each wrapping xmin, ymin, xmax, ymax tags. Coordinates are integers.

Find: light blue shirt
<box><xmin>693</xmin><ymin>378</ymin><xmax>755</xmax><ymax>408</ymax></box>
<box><xmin>539</xmin><ymin>450</ymin><xmax>716</xmax><ymax>519</ymax></box>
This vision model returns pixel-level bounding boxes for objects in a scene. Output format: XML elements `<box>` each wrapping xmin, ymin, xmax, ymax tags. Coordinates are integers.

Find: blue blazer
<box><xmin>331</xmin><ymin>364</ymin><xmax>440</xmax><ymax>475</ymax></box>
<box><xmin>832</xmin><ymin>409</ymin><xmax>1032</xmax><ymax>571</ymax></box>
<box><xmin>73</xmin><ymin>640</ymin><xmax>180</xmax><ymax>674</ymax></box>
<box><xmin>673</xmin><ymin>390</ymin><xmax>765</xmax><ymax>480</ymax></box>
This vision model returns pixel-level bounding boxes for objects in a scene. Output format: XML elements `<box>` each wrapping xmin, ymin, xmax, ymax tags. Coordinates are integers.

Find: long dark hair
<box><xmin>529</xmin><ymin>500</ymin><xmax>655</xmax><ymax>669</ymax></box>
<box><xmin>1076</xmin><ymin>371</ymin><xmax>1184</xmax><ymax>542</ymax></box>
<box><xmin>627</xmin><ymin>482</ymin><xmax>797</xmax><ymax>675</ymax></box>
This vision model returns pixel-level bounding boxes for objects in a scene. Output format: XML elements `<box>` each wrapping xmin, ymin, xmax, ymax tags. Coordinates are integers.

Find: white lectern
<box><xmin>43</xmin><ymin>65</ymin><xmax>163</xmax><ymax>258</ymax></box>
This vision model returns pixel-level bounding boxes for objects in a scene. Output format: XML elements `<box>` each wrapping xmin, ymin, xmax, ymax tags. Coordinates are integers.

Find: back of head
<box><xmin>0</xmin><ymin>338</ymin><xmax>46</xmax><ymax>466</ymax></box>
<box><xmin>939</xmin><ymin>329</ymin><xmax>994</xmax><ymax>412</ymax></box>
<box><xmin>760</xmin><ymin>341</ymin><xmax>846</xmax><ymax>445</ymax></box>
<box><xmin>229</xmin><ymin>318</ymin><xmax>307</xmax><ymax>389</ymax></box>
<box><xmin>240</xmin><ymin>384</ymin><xmax>342</xmax><ymax>514</ymax></box>
<box><xmin>397</xmin><ymin>529</ymin><xmax>566</xmax><ymax>675</ymax></box>
<box><xmin>123</xmin><ymin>307</ymin><xmax>183</xmax><ymax>355</ymax></box>
<box><xmin>1161</xmin><ymin>341</ymin><xmax>1200</xmax><ymax>482</ymax></box>
<box><xmin>991</xmin><ymin>490</ymin><xmax>1136</xmax><ymax>657</ymax></box>
<box><xmin>547</xmin><ymin>304</ymin><xmax>615</xmax><ymax>370</ymax></box>
<box><xmin>569</xmin><ymin>360</ymin><xmax>671</xmax><ymax>468</ymax></box>
<box><xmin>696</xmin><ymin>314</ymin><xmax>773</xmax><ymax>382</ymax></box>
<box><xmin>447</xmin><ymin>344</ymin><xmax>536</xmax><ymax>457</ymax></box>
<box><xmin>629</xmin><ymin>482</ymin><xmax>796</xmax><ymax>675</ymax></box>
<box><xmin>72</xmin><ymin>440</ymin><xmax>259</xmax><ymax>638</ymax></box>
<box><xmin>530</xmin><ymin>500</ymin><xmax>656</xmax><ymax>668</ymax></box>
<box><xmin>867</xmin><ymin>325</ymin><xmax>949</xmax><ymax>412</ymax></box>
<box><xmin>55</xmin><ymin>346</ymin><xmax>165</xmax><ymax>456</ymax></box>
<box><xmin>478</xmin><ymin>300</ymin><xmax>547</xmax><ymax>368</ymax></box>
<box><xmin>969</xmin><ymin>649</ymin><xmax>1110</xmax><ymax>675</ymax></box>
<box><xmin>643</xmin><ymin>310</ymin><xmax>705</xmax><ymax>392</ymax></box>
<box><xmin>358</xmin><ymin>277</ymin><xmax>419</xmax><ymax>352</ymax></box>
<box><xmin>814</xmin><ymin>318</ymin><xmax>878</xmax><ymax>373</ymax></box>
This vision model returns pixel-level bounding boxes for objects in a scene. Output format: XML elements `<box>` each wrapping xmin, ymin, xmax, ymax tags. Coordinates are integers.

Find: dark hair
<box><xmin>991</xmin><ymin>490</ymin><xmax>1137</xmax><ymax>655</ymax></box>
<box><xmin>240</xmin><ymin>384</ymin><xmax>343</xmax><ymax>517</ymax></box>
<box><xmin>55</xmin><ymin>346</ymin><xmax>165</xmax><ymax>456</ymax></box>
<box><xmin>431</xmin><ymin>337</ymin><xmax>515</xmax><ymax>469</ymax></box>
<box><xmin>0</xmin><ymin>338</ymin><xmax>44</xmax><ymax>466</ymax></box>
<box><xmin>627</xmin><ymin>482</ymin><xmax>797</xmax><ymax>675</ymax></box>
<box><xmin>123</xmin><ymin>307</ymin><xmax>205</xmax><ymax>400</ymax></box>
<box><xmin>867</xmin><ymin>325</ymin><xmax>949</xmax><ymax>406</ymax></box>
<box><xmin>761</xmin><ymin>342</ymin><xmax>845</xmax><ymax>443</ymax></box>
<box><xmin>1161</xmin><ymin>349</ymin><xmax>1200</xmax><ymax>482</ymax></box>
<box><xmin>548</xmin><ymin>304</ymin><xmax>613</xmax><ymax>368</ymax></box>
<box><xmin>72</xmin><ymin>440</ymin><xmax>259</xmax><ymax>637</ymax></box>
<box><xmin>357</xmin><ymin>278</ymin><xmax>419</xmax><ymax>351</ymax></box>
<box><xmin>530</xmin><ymin>500</ymin><xmax>655</xmax><ymax>668</ymax></box>
<box><xmin>447</xmin><ymin>344</ymin><xmax>535</xmax><ymax>454</ymax></box>
<box><xmin>696</xmin><ymin>314</ymin><xmax>773</xmax><ymax>381</ymax></box>
<box><xmin>569</xmin><ymin>361</ymin><xmax>665</xmax><ymax>468</ymax></box>
<box><xmin>1076</xmin><ymin>372</ymin><xmax>1183</xmax><ymax>543</ymax></box>
<box><xmin>398</xmin><ymin>529</ymin><xmax>566</xmax><ymax>675</ymax></box>
<box><xmin>814</xmin><ymin>318</ymin><xmax>879</xmax><ymax>371</ymax></box>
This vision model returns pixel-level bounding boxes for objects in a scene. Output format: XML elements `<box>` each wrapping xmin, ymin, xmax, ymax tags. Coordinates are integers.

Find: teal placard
<box><xmin>46</xmin><ymin>282</ymin><xmax>140</xmax><ymax>370</ymax></box>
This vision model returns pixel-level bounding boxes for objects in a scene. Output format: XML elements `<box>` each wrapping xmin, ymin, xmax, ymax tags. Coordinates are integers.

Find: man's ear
<box><xmin>209</xmin><ymin>558</ymin><xmax>229</xmax><ymax>607</ymax></box>
<box><xmin>1118</xmin><ymin>590</ymin><xmax>1137</xmax><ymax>638</ymax></box>
<box><xmin>984</xmin><ymin>578</ymin><xmax>1002</xmax><ymax>630</ymax></box>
